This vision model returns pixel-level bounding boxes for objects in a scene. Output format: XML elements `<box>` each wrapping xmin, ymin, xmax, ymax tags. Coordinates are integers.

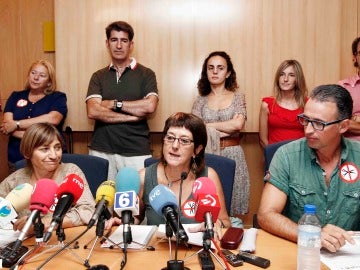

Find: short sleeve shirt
<box><xmin>4</xmin><ymin>90</ymin><xmax>67</xmax><ymax>163</ymax></box>
<box><xmin>266</xmin><ymin>138</ymin><xmax>360</xmax><ymax>230</ymax></box>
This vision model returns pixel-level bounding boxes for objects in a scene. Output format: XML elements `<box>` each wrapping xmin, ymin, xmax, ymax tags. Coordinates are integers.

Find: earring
<box><xmin>191</xmin><ymin>156</ymin><xmax>198</xmax><ymax>174</ymax></box>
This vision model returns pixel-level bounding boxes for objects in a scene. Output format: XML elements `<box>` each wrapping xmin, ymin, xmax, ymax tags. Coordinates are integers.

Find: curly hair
<box><xmin>197</xmin><ymin>51</ymin><xmax>238</xmax><ymax>96</ymax></box>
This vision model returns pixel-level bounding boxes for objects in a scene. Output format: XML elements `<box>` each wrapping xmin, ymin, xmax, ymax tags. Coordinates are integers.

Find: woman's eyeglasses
<box><xmin>163</xmin><ymin>134</ymin><xmax>194</xmax><ymax>145</ymax></box>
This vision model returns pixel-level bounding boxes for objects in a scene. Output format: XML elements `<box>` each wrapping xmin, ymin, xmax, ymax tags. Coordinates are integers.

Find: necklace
<box><xmin>164</xmin><ymin>167</ymin><xmax>182</xmax><ymax>188</ymax></box>
<box><xmin>163</xmin><ymin>166</ymin><xmax>190</xmax><ymax>188</ymax></box>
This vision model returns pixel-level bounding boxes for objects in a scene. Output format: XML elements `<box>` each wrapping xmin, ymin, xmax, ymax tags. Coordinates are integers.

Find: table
<box><xmin>17</xmin><ymin>227</ymin><xmax>329</xmax><ymax>269</ymax></box>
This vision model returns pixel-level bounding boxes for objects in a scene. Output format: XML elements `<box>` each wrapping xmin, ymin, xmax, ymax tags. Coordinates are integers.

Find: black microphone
<box><xmin>43</xmin><ymin>174</ymin><xmax>84</xmax><ymax>242</ymax></box>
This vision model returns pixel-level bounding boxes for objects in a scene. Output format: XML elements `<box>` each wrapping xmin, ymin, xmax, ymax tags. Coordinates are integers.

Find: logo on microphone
<box><xmin>192</xmin><ymin>179</ymin><xmax>203</xmax><ymax>195</ymax></box>
<box><xmin>65</xmin><ymin>174</ymin><xmax>84</xmax><ymax>190</ymax></box>
<box><xmin>114</xmin><ymin>191</ymin><xmax>139</xmax><ymax>215</ymax></box>
<box><xmin>182</xmin><ymin>199</ymin><xmax>196</xmax><ymax>218</ymax></box>
<box><xmin>114</xmin><ymin>191</ymin><xmax>135</xmax><ymax>208</ymax></box>
<box><xmin>199</xmin><ymin>194</ymin><xmax>217</xmax><ymax>206</ymax></box>
<box><xmin>0</xmin><ymin>204</ymin><xmax>11</xmax><ymax>217</ymax></box>
<box><xmin>149</xmin><ymin>188</ymin><xmax>161</xmax><ymax>202</ymax></box>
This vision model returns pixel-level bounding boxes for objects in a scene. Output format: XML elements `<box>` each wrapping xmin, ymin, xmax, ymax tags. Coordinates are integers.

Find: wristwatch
<box><xmin>113</xmin><ymin>99</ymin><xmax>123</xmax><ymax>112</ymax></box>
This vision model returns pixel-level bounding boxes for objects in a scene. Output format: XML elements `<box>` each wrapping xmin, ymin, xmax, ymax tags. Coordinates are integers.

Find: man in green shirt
<box><xmin>258</xmin><ymin>84</ymin><xmax>360</xmax><ymax>253</ymax></box>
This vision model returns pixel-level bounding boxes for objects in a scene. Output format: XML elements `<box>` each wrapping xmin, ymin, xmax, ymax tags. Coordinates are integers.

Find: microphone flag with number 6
<box><xmin>0</xmin><ymin>183</ymin><xmax>33</xmax><ymax>229</ymax></box>
<box><xmin>114</xmin><ymin>167</ymin><xmax>141</xmax><ymax>220</ymax></box>
<box><xmin>149</xmin><ymin>184</ymin><xmax>189</xmax><ymax>243</ymax></box>
<box><xmin>88</xmin><ymin>180</ymin><xmax>116</xmax><ymax>228</ymax></box>
<box><xmin>192</xmin><ymin>177</ymin><xmax>220</xmax><ymax>223</ymax></box>
<box><xmin>43</xmin><ymin>173</ymin><xmax>84</xmax><ymax>242</ymax></box>
<box><xmin>114</xmin><ymin>167</ymin><xmax>141</xmax><ymax>245</ymax></box>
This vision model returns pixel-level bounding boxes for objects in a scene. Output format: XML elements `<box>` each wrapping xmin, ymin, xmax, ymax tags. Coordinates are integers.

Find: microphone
<box><xmin>0</xmin><ymin>183</ymin><xmax>33</xmax><ymax>229</ymax></box>
<box><xmin>43</xmin><ymin>174</ymin><xmax>84</xmax><ymax>242</ymax></box>
<box><xmin>192</xmin><ymin>177</ymin><xmax>221</xmax><ymax>239</ymax></box>
<box><xmin>114</xmin><ymin>167</ymin><xmax>141</xmax><ymax>245</ymax></box>
<box><xmin>88</xmin><ymin>180</ymin><xmax>115</xmax><ymax>228</ymax></box>
<box><xmin>12</xmin><ymin>179</ymin><xmax>58</xmax><ymax>251</ymax></box>
<box><xmin>149</xmin><ymin>184</ymin><xmax>189</xmax><ymax>243</ymax></box>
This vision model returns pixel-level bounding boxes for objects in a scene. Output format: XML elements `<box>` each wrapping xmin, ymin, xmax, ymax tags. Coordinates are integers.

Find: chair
<box><xmin>15</xmin><ymin>153</ymin><xmax>109</xmax><ymax>197</ymax></box>
<box><xmin>264</xmin><ymin>139</ymin><xmax>294</xmax><ymax>174</ymax></box>
<box><xmin>144</xmin><ymin>153</ymin><xmax>236</xmax><ymax>214</ymax></box>
<box><xmin>254</xmin><ymin>139</ymin><xmax>294</xmax><ymax>228</ymax></box>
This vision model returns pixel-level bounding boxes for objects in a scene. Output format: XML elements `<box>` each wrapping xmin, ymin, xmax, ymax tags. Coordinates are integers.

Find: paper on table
<box><xmin>320</xmin><ymin>232</ymin><xmax>360</xmax><ymax>270</ymax></box>
<box><xmin>157</xmin><ymin>223</ymin><xmax>215</xmax><ymax>249</ymax></box>
<box><xmin>0</xmin><ymin>229</ymin><xmax>20</xmax><ymax>248</ymax></box>
<box><xmin>101</xmin><ymin>225</ymin><xmax>157</xmax><ymax>249</ymax></box>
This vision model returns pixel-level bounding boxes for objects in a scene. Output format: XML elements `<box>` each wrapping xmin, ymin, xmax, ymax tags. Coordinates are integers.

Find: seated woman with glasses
<box><xmin>106</xmin><ymin>112</ymin><xmax>231</xmax><ymax>232</ymax></box>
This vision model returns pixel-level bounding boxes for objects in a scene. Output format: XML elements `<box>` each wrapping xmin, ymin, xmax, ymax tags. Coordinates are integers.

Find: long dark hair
<box><xmin>197</xmin><ymin>51</ymin><xmax>238</xmax><ymax>96</ymax></box>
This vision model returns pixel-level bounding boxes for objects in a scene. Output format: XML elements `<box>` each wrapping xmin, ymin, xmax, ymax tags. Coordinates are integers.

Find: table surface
<box><xmin>16</xmin><ymin>226</ymin><xmax>329</xmax><ymax>270</ymax></box>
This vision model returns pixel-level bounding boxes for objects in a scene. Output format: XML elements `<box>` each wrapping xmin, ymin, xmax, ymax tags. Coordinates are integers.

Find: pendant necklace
<box><xmin>164</xmin><ymin>166</ymin><xmax>184</xmax><ymax>188</ymax></box>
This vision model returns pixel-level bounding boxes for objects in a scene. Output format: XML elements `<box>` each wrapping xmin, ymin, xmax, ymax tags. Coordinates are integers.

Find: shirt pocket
<box><xmin>288</xmin><ymin>183</ymin><xmax>317</xmax><ymax>209</ymax></box>
<box><xmin>342</xmin><ymin>189</ymin><xmax>360</xmax><ymax>215</ymax></box>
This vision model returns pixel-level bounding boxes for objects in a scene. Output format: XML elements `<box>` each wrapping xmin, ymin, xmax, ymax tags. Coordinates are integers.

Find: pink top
<box><xmin>263</xmin><ymin>96</ymin><xmax>305</xmax><ymax>144</ymax></box>
<box><xmin>339</xmin><ymin>73</ymin><xmax>360</xmax><ymax>141</ymax></box>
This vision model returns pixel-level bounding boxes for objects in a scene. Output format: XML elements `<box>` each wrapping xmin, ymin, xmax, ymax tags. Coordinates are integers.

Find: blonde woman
<box><xmin>259</xmin><ymin>59</ymin><xmax>308</xmax><ymax>148</ymax></box>
<box><xmin>0</xmin><ymin>60</ymin><xmax>67</xmax><ymax>171</ymax></box>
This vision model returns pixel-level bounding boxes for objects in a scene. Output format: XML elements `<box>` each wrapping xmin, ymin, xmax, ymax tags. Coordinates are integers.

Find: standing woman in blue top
<box><xmin>0</xmin><ymin>60</ymin><xmax>67</xmax><ymax>172</ymax></box>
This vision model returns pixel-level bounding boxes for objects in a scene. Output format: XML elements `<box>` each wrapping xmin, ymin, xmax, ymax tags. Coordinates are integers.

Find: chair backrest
<box><xmin>144</xmin><ymin>153</ymin><xmax>235</xmax><ymax>214</ymax></box>
<box><xmin>264</xmin><ymin>140</ymin><xmax>294</xmax><ymax>174</ymax></box>
<box><xmin>15</xmin><ymin>153</ymin><xmax>109</xmax><ymax>197</ymax></box>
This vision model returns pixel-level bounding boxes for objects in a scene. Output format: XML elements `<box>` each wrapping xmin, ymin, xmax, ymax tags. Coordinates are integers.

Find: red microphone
<box><xmin>192</xmin><ymin>177</ymin><xmax>221</xmax><ymax>239</ymax></box>
<box><xmin>12</xmin><ymin>179</ymin><xmax>58</xmax><ymax>250</ymax></box>
<box><xmin>192</xmin><ymin>177</ymin><xmax>217</xmax><ymax>201</ymax></box>
<box><xmin>43</xmin><ymin>174</ymin><xmax>84</xmax><ymax>242</ymax></box>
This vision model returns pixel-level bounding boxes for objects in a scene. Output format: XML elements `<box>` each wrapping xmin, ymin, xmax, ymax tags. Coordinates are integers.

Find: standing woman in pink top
<box><xmin>259</xmin><ymin>59</ymin><xmax>308</xmax><ymax>148</ymax></box>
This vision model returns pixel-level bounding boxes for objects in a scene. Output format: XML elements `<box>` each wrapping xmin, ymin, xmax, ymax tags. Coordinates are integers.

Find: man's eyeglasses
<box><xmin>163</xmin><ymin>134</ymin><xmax>194</xmax><ymax>145</ymax></box>
<box><xmin>297</xmin><ymin>114</ymin><xmax>345</xmax><ymax>131</ymax></box>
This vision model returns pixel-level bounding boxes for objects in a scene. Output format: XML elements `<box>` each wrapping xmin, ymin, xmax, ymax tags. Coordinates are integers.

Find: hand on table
<box><xmin>321</xmin><ymin>224</ymin><xmax>355</xmax><ymax>252</ymax></box>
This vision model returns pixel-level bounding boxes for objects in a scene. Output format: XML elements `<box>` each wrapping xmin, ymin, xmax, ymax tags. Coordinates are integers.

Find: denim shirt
<box><xmin>267</xmin><ymin>138</ymin><xmax>360</xmax><ymax>230</ymax></box>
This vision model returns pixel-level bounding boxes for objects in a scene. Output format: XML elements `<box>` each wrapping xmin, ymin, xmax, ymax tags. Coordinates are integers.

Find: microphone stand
<box><xmin>84</xmin><ymin>207</ymin><xmax>113</xmax><ymax>268</ymax></box>
<box><xmin>165</xmin><ymin>222</ymin><xmax>173</xmax><ymax>259</ymax></box>
<box><xmin>31</xmin><ymin>219</ymin><xmax>87</xmax><ymax>269</ymax></box>
<box><xmin>184</xmin><ymin>227</ymin><xmax>228</xmax><ymax>270</ymax></box>
<box><xmin>7</xmin><ymin>214</ymin><xmax>44</xmax><ymax>269</ymax></box>
<box><xmin>162</xmin><ymin>172</ymin><xmax>190</xmax><ymax>270</ymax></box>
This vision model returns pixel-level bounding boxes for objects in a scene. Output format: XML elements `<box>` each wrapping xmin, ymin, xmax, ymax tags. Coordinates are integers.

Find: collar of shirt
<box><xmin>109</xmin><ymin>57</ymin><xmax>138</xmax><ymax>82</ymax></box>
<box><xmin>308</xmin><ymin>137</ymin><xmax>349</xmax><ymax>165</ymax></box>
<box><xmin>340</xmin><ymin>72</ymin><xmax>360</xmax><ymax>87</ymax></box>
